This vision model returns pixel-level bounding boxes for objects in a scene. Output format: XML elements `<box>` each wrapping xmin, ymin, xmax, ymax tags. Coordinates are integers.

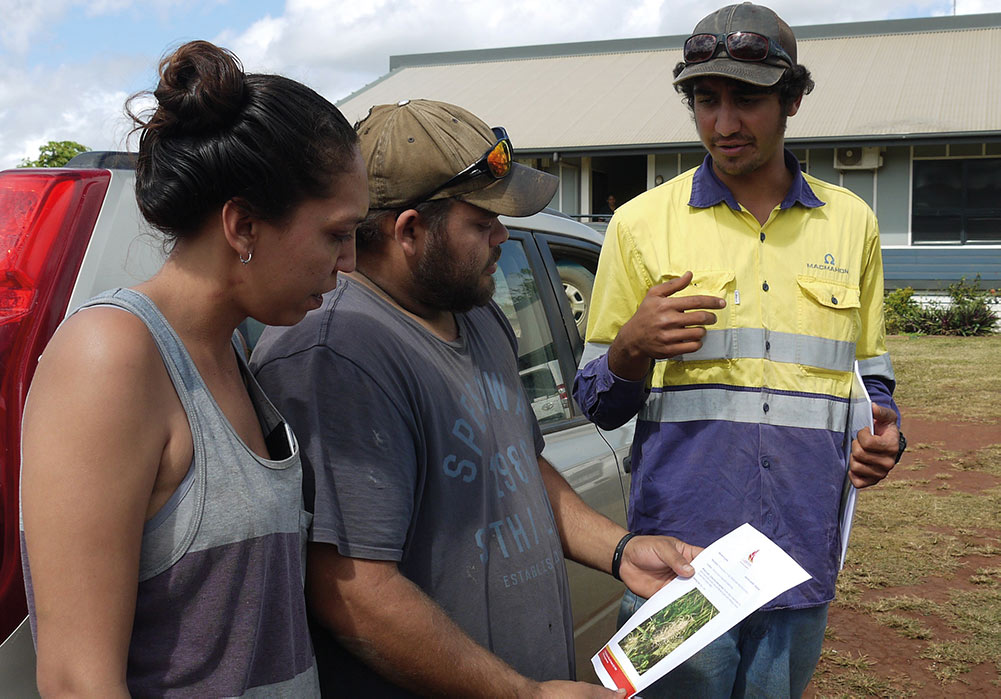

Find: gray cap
<box><xmin>356</xmin><ymin>99</ymin><xmax>558</xmax><ymax>217</ymax></box>
<box><xmin>673</xmin><ymin>2</ymin><xmax>795</xmax><ymax>88</ymax></box>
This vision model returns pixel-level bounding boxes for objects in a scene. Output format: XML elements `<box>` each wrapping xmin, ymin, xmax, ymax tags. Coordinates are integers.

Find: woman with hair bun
<box><xmin>20</xmin><ymin>40</ymin><xmax>367</xmax><ymax>696</ymax></box>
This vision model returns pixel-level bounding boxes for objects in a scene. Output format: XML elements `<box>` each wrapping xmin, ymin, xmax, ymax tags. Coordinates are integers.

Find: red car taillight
<box><xmin>0</xmin><ymin>168</ymin><xmax>109</xmax><ymax>641</ymax></box>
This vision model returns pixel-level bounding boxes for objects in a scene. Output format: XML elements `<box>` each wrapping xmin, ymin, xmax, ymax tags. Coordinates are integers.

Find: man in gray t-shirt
<box><xmin>254</xmin><ymin>280</ymin><xmax>574</xmax><ymax>695</ymax></box>
<box><xmin>251</xmin><ymin>100</ymin><xmax>700</xmax><ymax>697</ymax></box>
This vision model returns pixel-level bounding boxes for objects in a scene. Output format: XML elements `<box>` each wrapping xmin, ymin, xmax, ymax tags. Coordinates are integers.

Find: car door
<box><xmin>533</xmin><ymin>228</ymin><xmax>636</xmax><ymax>499</ymax></box>
<box><xmin>495</xmin><ymin>226</ymin><xmax>631</xmax><ymax>682</ymax></box>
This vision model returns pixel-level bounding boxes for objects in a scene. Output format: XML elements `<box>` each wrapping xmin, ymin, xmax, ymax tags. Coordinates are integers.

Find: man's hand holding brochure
<box><xmin>839</xmin><ymin>361</ymin><xmax>875</xmax><ymax>568</ymax></box>
<box><xmin>592</xmin><ymin>523</ymin><xmax>811</xmax><ymax>697</ymax></box>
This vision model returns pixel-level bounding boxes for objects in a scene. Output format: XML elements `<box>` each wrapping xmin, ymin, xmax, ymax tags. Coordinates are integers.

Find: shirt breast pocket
<box><xmin>795</xmin><ymin>275</ymin><xmax>860</xmax><ymax>373</ymax></box>
<box><xmin>660</xmin><ymin>269</ymin><xmax>735</xmax><ymax>361</ymax></box>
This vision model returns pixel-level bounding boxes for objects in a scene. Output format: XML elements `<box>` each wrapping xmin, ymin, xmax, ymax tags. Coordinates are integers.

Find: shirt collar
<box><xmin>689</xmin><ymin>149</ymin><xmax>825</xmax><ymax>211</ymax></box>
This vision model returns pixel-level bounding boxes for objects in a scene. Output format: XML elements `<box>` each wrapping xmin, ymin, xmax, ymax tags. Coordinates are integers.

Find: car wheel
<box><xmin>557</xmin><ymin>261</ymin><xmax>594</xmax><ymax>340</ymax></box>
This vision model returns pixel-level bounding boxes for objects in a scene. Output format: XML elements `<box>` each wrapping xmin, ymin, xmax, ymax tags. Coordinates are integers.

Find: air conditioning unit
<box><xmin>834</xmin><ymin>147</ymin><xmax>883</xmax><ymax>170</ymax></box>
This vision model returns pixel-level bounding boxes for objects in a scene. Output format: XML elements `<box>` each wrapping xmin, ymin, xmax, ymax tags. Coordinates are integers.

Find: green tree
<box><xmin>19</xmin><ymin>140</ymin><xmax>90</xmax><ymax>168</ymax></box>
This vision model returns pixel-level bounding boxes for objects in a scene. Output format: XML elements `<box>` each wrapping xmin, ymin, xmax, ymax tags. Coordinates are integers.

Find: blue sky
<box><xmin>1</xmin><ymin>0</ymin><xmax>997</xmax><ymax>168</ymax></box>
<box><xmin>24</xmin><ymin>2</ymin><xmax>277</xmax><ymax>70</ymax></box>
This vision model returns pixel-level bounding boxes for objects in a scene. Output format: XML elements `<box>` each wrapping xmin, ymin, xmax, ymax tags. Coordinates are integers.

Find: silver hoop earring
<box><xmin>240</xmin><ymin>251</ymin><xmax>253</xmax><ymax>265</ymax></box>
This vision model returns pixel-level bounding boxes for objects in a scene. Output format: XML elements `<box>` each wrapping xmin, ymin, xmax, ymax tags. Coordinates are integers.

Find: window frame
<box><xmin>911</xmin><ymin>155</ymin><xmax>1001</xmax><ymax>245</ymax></box>
<box><xmin>503</xmin><ymin>227</ymin><xmax>601</xmax><ymax>434</ymax></box>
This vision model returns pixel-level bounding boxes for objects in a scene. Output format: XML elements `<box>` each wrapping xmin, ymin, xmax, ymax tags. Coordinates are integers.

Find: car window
<box><xmin>548</xmin><ymin>245</ymin><xmax>598</xmax><ymax>346</ymax></box>
<box><xmin>493</xmin><ymin>239</ymin><xmax>574</xmax><ymax>426</ymax></box>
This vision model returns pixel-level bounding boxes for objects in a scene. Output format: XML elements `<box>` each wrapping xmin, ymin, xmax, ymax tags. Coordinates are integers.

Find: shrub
<box><xmin>938</xmin><ymin>276</ymin><xmax>998</xmax><ymax>336</ymax></box>
<box><xmin>884</xmin><ymin>276</ymin><xmax>998</xmax><ymax>336</ymax></box>
<box><xmin>884</xmin><ymin>287</ymin><xmax>923</xmax><ymax>335</ymax></box>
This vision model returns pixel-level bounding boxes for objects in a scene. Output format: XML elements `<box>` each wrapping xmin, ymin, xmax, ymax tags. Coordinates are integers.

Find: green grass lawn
<box><xmin>886</xmin><ymin>335</ymin><xmax>1001</xmax><ymax>423</ymax></box>
<box><xmin>809</xmin><ymin>334</ymin><xmax>1001</xmax><ymax>697</ymax></box>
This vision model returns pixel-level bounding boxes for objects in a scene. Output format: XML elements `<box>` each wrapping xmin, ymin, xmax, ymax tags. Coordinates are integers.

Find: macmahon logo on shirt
<box><xmin>806</xmin><ymin>252</ymin><xmax>849</xmax><ymax>275</ymax></box>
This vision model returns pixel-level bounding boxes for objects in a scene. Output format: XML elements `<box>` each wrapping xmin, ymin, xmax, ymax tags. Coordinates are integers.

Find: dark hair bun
<box><xmin>130</xmin><ymin>39</ymin><xmax>357</xmax><ymax>244</ymax></box>
<box><xmin>153</xmin><ymin>40</ymin><xmax>247</xmax><ymax>136</ymax></box>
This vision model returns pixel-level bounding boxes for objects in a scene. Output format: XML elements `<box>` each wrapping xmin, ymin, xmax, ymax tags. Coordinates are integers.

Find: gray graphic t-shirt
<box><xmin>251</xmin><ymin>278</ymin><xmax>574</xmax><ymax>696</ymax></box>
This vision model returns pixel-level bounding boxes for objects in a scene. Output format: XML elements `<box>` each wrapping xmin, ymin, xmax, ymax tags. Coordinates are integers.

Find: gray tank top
<box><xmin>22</xmin><ymin>288</ymin><xmax>319</xmax><ymax>697</ymax></box>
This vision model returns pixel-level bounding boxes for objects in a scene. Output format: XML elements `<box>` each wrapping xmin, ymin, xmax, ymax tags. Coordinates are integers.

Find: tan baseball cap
<box><xmin>356</xmin><ymin>99</ymin><xmax>559</xmax><ymax>217</ymax></box>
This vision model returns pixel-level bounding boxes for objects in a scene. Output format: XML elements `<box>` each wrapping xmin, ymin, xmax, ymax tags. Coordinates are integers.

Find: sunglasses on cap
<box><xmin>683</xmin><ymin>31</ymin><xmax>792</xmax><ymax>66</ymax></box>
<box><xmin>420</xmin><ymin>127</ymin><xmax>513</xmax><ymax>202</ymax></box>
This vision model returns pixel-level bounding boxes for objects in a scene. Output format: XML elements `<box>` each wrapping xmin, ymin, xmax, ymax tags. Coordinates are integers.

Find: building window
<box><xmin>912</xmin><ymin>158</ymin><xmax>1001</xmax><ymax>244</ymax></box>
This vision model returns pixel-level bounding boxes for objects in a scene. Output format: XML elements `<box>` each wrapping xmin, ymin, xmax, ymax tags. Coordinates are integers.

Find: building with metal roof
<box><xmin>338</xmin><ymin>12</ymin><xmax>1001</xmax><ymax>290</ymax></box>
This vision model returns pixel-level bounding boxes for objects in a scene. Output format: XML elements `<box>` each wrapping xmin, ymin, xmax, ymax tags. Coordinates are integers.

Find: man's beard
<box><xmin>413</xmin><ymin>230</ymin><xmax>499</xmax><ymax>313</ymax></box>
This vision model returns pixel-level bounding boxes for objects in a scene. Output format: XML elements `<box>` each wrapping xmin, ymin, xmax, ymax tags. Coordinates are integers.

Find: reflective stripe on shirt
<box><xmin>664</xmin><ymin>327</ymin><xmax>856</xmax><ymax>373</ymax></box>
<box><xmin>859</xmin><ymin>352</ymin><xmax>895</xmax><ymax>384</ymax></box>
<box><xmin>640</xmin><ymin>384</ymin><xmax>849</xmax><ymax>432</ymax></box>
<box><xmin>583</xmin><ymin>329</ymin><xmax>856</xmax><ymax>375</ymax></box>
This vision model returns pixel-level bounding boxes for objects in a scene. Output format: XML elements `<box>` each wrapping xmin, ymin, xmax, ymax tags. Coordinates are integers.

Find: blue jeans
<box><xmin>618</xmin><ymin>590</ymin><xmax>828</xmax><ymax>698</ymax></box>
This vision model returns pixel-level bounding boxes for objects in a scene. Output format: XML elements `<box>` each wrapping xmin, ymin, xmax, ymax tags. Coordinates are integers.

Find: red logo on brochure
<box><xmin>748</xmin><ymin>549</ymin><xmax>759</xmax><ymax>564</ymax></box>
<box><xmin>598</xmin><ymin>646</ymin><xmax>636</xmax><ymax>697</ymax></box>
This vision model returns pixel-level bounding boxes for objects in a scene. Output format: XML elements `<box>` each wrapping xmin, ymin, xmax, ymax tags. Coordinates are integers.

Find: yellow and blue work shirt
<box><xmin>574</xmin><ymin>151</ymin><xmax>898</xmax><ymax>609</ymax></box>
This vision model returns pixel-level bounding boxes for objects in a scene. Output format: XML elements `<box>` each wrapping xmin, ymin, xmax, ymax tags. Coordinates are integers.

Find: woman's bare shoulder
<box><xmin>38</xmin><ymin>305</ymin><xmax>164</xmax><ymax>379</ymax></box>
<box><xmin>27</xmin><ymin>305</ymin><xmax>177</xmax><ymax>434</ymax></box>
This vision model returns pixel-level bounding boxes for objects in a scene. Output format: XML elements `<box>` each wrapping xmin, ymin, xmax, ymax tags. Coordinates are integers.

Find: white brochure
<box><xmin>838</xmin><ymin>361</ymin><xmax>874</xmax><ymax>569</ymax></box>
<box><xmin>592</xmin><ymin>523</ymin><xmax>810</xmax><ymax>697</ymax></box>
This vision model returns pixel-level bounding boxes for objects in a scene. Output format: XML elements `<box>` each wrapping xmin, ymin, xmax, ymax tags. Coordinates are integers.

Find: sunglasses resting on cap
<box><xmin>416</xmin><ymin>127</ymin><xmax>513</xmax><ymax>204</ymax></box>
<box><xmin>683</xmin><ymin>31</ymin><xmax>792</xmax><ymax>66</ymax></box>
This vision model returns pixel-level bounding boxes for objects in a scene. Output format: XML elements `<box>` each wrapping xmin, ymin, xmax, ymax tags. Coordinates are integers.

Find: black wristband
<box><xmin>612</xmin><ymin>532</ymin><xmax>637</xmax><ymax>582</ymax></box>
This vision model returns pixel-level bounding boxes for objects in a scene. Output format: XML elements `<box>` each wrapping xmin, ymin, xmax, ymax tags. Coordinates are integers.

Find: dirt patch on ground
<box><xmin>805</xmin><ymin>414</ymin><xmax>1001</xmax><ymax>698</ymax></box>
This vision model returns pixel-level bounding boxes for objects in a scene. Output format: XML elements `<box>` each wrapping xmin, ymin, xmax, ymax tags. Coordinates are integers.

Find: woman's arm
<box><xmin>21</xmin><ymin>308</ymin><xmax>176</xmax><ymax>697</ymax></box>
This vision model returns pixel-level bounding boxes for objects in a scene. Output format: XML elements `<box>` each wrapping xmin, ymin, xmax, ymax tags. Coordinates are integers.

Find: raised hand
<box><xmin>609</xmin><ymin>271</ymin><xmax>726</xmax><ymax>380</ymax></box>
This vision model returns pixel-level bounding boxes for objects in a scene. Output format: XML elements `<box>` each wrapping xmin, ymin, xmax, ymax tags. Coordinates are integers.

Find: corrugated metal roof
<box><xmin>337</xmin><ymin>17</ymin><xmax>1001</xmax><ymax>152</ymax></box>
<box><xmin>795</xmin><ymin>28</ymin><xmax>1001</xmax><ymax>139</ymax></box>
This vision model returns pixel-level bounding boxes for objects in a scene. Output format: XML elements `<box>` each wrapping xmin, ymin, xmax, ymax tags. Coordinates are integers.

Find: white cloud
<box><xmin>0</xmin><ymin>0</ymin><xmax>230</xmax><ymax>168</ymax></box>
<box><xmin>957</xmin><ymin>0</ymin><xmax>1001</xmax><ymax>12</ymax></box>
<box><xmin>217</xmin><ymin>0</ymin><xmax>975</xmax><ymax>107</ymax></box>
<box><xmin>0</xmin><ymin>0</ymin><xmax>73</xmax><ymax>53</ymax></box>
<box><xmin>652</xmin><ymin>0</ymin><xmax>949</xmax><ymax>32</ymax></box>
<box><xmin>0</xmin><ymin>55</ymin><xmax>146</xmax><ymax>167</ymax></box>
<box><xmin>219</xmin><ymin>0</ymin><xmax>708</xmax><ymax>103</ymax></box>
<box><xmin>3</xmin><ymin>0</ymin><xmax>998</xmax><ymax>169</ymax></box>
